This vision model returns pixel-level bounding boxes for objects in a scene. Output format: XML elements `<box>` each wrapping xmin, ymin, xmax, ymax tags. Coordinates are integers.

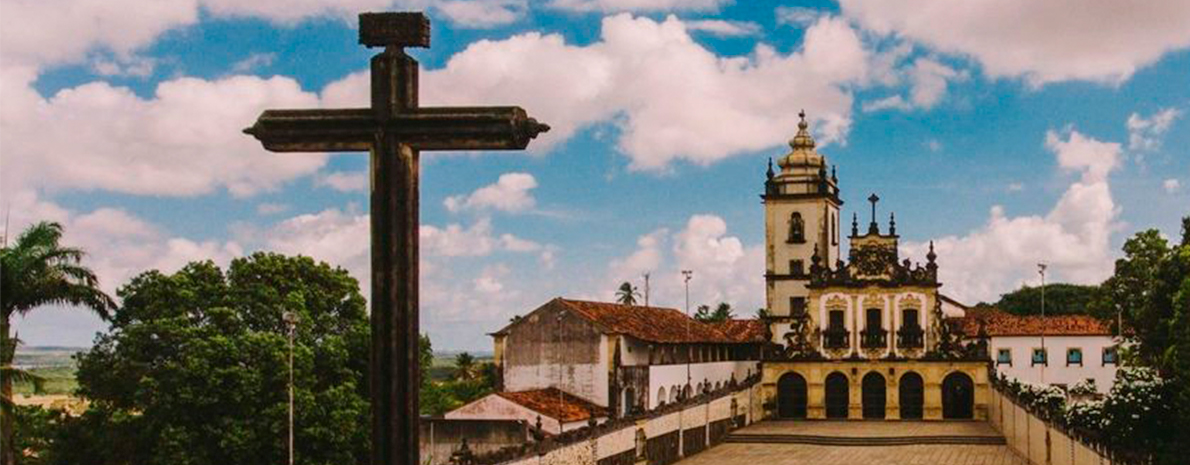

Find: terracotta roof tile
<box><xmin>957</xmin><ymin>308</ymin><xmax>1112</xmax><ymax>337</ymax></box>
<box><xmin>555</xmin><ymin>298</ymin><xmax>740</xmax><ymax>344</ymax></box>
<box><xmin>710</xmin><ymin>319</ymin><xmax>767</xmax><ymax>343</ymax></box>
<box><xmin>497</xmin><ymin>388</ymin><xmax>607</xmax><ymax>423</ymax></box>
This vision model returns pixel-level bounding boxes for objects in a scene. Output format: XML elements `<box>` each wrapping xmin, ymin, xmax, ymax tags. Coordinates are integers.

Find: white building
<box><xmin>959</xmin><ymin>307</ymin><xmax>1119</xmax><ymax>394</ymax></box>
<box><xmin>485</xmin><ymin>298</ymin><xmax>763</xmax><ymax>418</ymax></box>
<box><xmin>445</xmin><ymin>387</ymin><xmax>607</xmax><ymax>435</ymax></box>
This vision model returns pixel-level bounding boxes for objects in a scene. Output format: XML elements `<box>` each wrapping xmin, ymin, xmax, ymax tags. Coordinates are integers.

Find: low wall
<box><xmin>421</xmin><ymin>418</ymin><xmax>530</xmax><ymax>465</ymax></box>
<box><xmin>499</xmin><ymin>378</ymin><xmax>763</xmax><ymax>465</ymax></box>
<box><xmin>987</xmin><ymin>387</ymin><xmax>1115</xmax><ymax>465</ymax></box>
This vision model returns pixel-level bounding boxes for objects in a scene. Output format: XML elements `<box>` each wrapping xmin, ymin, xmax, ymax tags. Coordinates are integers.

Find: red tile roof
<box><xmin>497</xmin><ymin>388</ymin><xmax>607</xmax><ymax>423</ymax></box>
<box><xmin>554</xmin><ymin>298</ymin><xmax>745</xmax><ymax>344</ymax></box>
<box><xmin>710</xmin><ymin>319</ymin><xmax>767</xmax><ymax>343</ymax></box>
<box><xmin>957</xmin><ymin>307</ymin><xmax>1113</xmax><ymax>337</ymax></box>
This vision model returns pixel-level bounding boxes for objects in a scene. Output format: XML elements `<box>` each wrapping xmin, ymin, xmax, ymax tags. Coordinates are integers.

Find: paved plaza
<box><xmin>676</xmin><ymin>421</ymin><xmax>1028</xmax><ymax>465</ymax></box>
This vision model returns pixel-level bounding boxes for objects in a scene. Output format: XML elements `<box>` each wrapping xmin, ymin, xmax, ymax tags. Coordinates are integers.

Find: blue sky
<box><xmin>3</xmin><ymin>0</ymin><xmax>1189</xmax><ymax>351</ymax></box>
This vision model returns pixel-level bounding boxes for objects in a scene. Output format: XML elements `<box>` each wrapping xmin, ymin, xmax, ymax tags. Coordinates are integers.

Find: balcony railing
<box><xmin>822</xmin><ymin>326</ymin><xmax>849</xmax><ymax>349</ymax></box>
<box><xmin>897</xmin><ymin>325</ymin><xmax>924</xmax><ymax>349</ymax></box>
<box><xmin>860</xmin><ymin>328</ymin><xmax>888</xmax><ymax>349</ymax></box>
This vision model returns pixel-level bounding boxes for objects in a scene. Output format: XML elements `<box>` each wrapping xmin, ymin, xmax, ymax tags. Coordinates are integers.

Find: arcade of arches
<box><xmin>765</xmin><ymin>361</ymin><xmax>987</xmax><ymax>421</ymax></box>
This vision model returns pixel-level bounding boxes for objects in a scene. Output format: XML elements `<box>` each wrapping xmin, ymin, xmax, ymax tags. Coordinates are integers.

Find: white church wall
<box><xmin>990</xmin><ymin>335</ymin><xmax>1117</xmax><ymax>393</ymax></box>
<box><xmin>647</xmin><ymin>361</ymin><xmax>758</xmax><ymax>409</ymax></box>
<box><xmin>618</xmin><ymin>336</ymin><xmax>651</xmax><ymax>366</ymax></box>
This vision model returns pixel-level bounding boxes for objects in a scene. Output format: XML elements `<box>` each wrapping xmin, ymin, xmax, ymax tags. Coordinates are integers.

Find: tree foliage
<box><xmin>982</xmin><ymin>283</ymin><xmax>1098</xmax><ymax>316</ymax></box>
<box><xmin>615</xmin><ymin>282</ymin><xmax>639</xmax><ymax>306</ymax></box>
<box><xmin>1</xmin><ymin>221</ymin><xmax>114</xmax><ymax>465</ymax></box>
<box><xmin>57</xmin><ymin>253</ymin><xmax>371</xmax><ymax>465</ymax></box>
<box><xmin>694</xmin><ymin>302</ymin><xmax>733</xmax><ymax>323</ymax></box>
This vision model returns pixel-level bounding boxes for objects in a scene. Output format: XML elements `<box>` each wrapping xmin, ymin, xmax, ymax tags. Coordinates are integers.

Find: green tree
<box><xmin>58</xmin><ymin>253</ymin><xmax>370</xmax><ymax>465</ymax></box>
<box><xmin>1</xmin><ymin>221</ymin><xmax>115</xmax><ymax>465</ymax></box>
<box><xmin>982</xmin><ymin>283</ymin><xmax>1098</xmax><ymax>316</ymax></box>
<box><xmin>453</xmin><ymin>352</ymin><xmax>478</xmax><ymax>382</ymax></box>
<box><xmin>694</xmin><ymin>302</ymin><xmax>733</xmax><ymax>323</ymax></box>
<box><xmin>615</xmin><ymin>282</ymin><xmax>640</xmax><ymax>305</ymax></box>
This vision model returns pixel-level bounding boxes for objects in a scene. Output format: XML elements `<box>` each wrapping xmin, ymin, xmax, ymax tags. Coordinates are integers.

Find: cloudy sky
<box><xmin>3</xmin><ymin>0</ymin><xmax>1189</xmax><ymax>351</ymax></box>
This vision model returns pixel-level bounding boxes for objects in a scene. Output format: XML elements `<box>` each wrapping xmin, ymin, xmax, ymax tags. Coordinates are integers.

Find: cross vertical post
<box><xmin>243</xmin><ymin>12</ymin><xmax>549</xmax><ymax>465</ymax></box>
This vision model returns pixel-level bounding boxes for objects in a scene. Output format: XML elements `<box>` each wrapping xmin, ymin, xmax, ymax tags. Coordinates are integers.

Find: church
<box><xmin>758</xmin><ymin>112</ymin><xmax>989</xmax><ymax>421</ymax></box>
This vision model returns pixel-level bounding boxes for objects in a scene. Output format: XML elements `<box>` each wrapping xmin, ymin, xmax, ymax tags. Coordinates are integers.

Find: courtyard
<box><xmin>676</xmin><ymin>420</ymin><xmax>1028</xmax><ymax>465</ymax></box>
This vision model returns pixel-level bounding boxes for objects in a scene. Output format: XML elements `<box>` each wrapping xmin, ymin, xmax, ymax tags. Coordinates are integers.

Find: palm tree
<box><xmin>454</xmin><ymin>352</ymin><xmax>478</xmax><ymax>382</ymax></box>
<box><xmin>615</xmin><ymin>282</ymin><xmax>640</xmax><ymax>305</ymax></box>
<box><xmin>1</xmin><ymin>221</ymin><xmax>115</xmax><ymax>465</ymax></box>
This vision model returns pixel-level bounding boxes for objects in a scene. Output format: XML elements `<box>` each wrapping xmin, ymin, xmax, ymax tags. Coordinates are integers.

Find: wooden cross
<box><xmin>243</xmin><ymin>12</ymin><xmax>548</xmax><ymax>465</ymax></box>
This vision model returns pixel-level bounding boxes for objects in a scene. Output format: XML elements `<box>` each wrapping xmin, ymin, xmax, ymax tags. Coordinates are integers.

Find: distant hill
<box><xmin>13</xmin><ymin>346</ymin><xmax>87</xmax><ymax>369</ymax></box>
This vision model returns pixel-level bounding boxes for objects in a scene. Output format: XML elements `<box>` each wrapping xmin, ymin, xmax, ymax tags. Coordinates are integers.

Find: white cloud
<box><xmin>1164</xmin><ymin>178</ymin><xmax>1181</xmax><ymax>194</ymax></box>
<box><xmin>92</xmin><ymin>54</ymin><xmax>157</xmax><ymax>78</ymax></box>
<box><xmin>7</xmin><ymin>192</ymin><xmax>243</xmax><ymax>345</ymax></box>
<box><xmin>437</xmin><ymin>0</ymin><xmax>527</xmax><ymax>28</ymax></box>
<box><xmin>863</xmin><ymin>57</ymin><xmax>965</xmax><ymax>112</ymax></box>
<box><xmin>1007</xmin><ymin>182</ymin><xmax>1025</xmax><ymax>193</ymax></box>
<box><xmin>315</xmin><ymin>171</ymin><xmax>369</xmax><ymax>192</ymax></box>
<box><xmin>838</xmin><ymin>0</ymin><xmax>1190</xmax><ymax>86</ymax></box>
<box><xmin>775</xmin><ymin>6</ymin><xmax>825</xmax><ymax>27</ymax></box>
<box><xmin>0</xmin><ymin>72</ymin><xmax>327</xmax><ymax>198</ymax></box>
<box><xmin>547</xmin><ymin>0</ymin><xmax>729</xmax><ymax>13</ymax></box>
<box><xmin>902</xmin><ymin>128</ymin><xmax>1122</xmax><ymax>303</ymax></box>
<box><xmin>231</xmin><ymin>52</ymin><xmax>277</xmax><ymax>73</ymax></box>
<box><xmin>444</xmin><ymin>172</ymin><xmax>538</xmax><ymax>213</ymax></box>
<box><xmin>1127</xmin><ymin>108</ymin><xmax>1182</xmax><ymax>151</ymax></box>
<box><xmin>605</xmin><ymin>215</ymin><xmax>763</xmax><ymax>312</ymax></box>
<box><xmin>683</xmin><ymin>20</ymin><xmax>762</xmax><ymax>37</ymax></box>
<box><xmin>386</xmin><ymin>14</ymin><xmax>868</xmax><ymax>170</ymax></box>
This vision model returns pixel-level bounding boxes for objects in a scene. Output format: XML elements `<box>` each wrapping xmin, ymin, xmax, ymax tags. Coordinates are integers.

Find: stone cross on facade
<box><xmin>244</xmin><ymin>12</ymin><xmax>549</xmax><ymax>465</ymax></box>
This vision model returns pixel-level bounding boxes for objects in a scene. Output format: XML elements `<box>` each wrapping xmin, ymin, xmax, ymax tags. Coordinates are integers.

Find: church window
<box><xmin>828</xmin><ymin>310</ymin><xmax>845</xmax><ymax>329</ymax></box>
<box><xmin>1066</xmin><ymin>348</ymin><xmax>1083</xmax><ymax>366</ymax></box>
<box><xmin>1102</xmin><ymin>346</ymin><xmax>1118</xmax><ymax>365</ymax></box>
<box><xmin>1032</xmin><ymin>348</ymin><xmax>1048</xmax><ymax>366</ymax></box>
<box><xmin>997</xmin><ymin>348</ymin><xmax>1012</xmax><ymax>366</ymax></box>
<box><xmin>865</xmin><ymin>308</ymin><xmax>883</xmax><ymax>330</ymax></box>
<box><xmin>788</xmin><ymin>212</ymin><xmax>806</xmax><ymax>243</ymax></box>
<box><xmin>790</xmin><ymin>260</ymin><xmax>805</xmax><ymax>277</ymax></box>
<box><xmin>832</xmin><ymin>214</ymin><xmax>838</xmax><ymax>245</ymax></box>
<box><xmin>790</xmin><ymin>297</ymin><xmax>806</xmax><ymax>315</ymax></box>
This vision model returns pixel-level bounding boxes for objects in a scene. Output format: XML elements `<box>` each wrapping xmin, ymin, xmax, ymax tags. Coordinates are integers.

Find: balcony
<box><xmin>822</xmin><ymin>326</ymin><xmax>850</xmax><ymax>349</ymax></box>
<box><xmin>860</xmin><ymin>328</ymin><xmax>887</xmax><ymax>349</ymax></box>
<box><xmin>897</xmin><ymin>325</ymin><xmax>924</xmax><ymax>349</ymax></box>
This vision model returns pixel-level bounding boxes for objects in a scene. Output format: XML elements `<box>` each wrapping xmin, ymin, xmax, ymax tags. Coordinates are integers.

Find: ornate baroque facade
<box><xmin>760</xmin><ymin>112</ymin><xmax>989</xmax><ymax>421</ymax></box>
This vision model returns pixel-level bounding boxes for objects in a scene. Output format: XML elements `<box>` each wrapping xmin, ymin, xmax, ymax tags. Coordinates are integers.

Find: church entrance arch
<box><xmin>898</xmin><ymin>372</ymin><xmax>924</xmax><ymax>419</ymax></box>
<box><xmin>824</xmin><ymin>372</ymin><xmax>850</xmax><ymax>419</ymax></box>
<box><xmin>942</xmin><ymin>371</ymin><xmax>975</xmax><ymax>419</ymax></box>
<box><xmin>861</xmin><ymin>372</ymin><xmax>886</xmax><ymax>419</ymax></box>
<box><xmin>777</xmin><ymin>372</ymin><xmax>808</xmax><ymax>419</ymax></box>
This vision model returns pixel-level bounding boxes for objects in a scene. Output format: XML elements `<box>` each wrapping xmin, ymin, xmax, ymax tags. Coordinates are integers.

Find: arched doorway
<box><xmin>777</xmin><ymin>372</ymin><xmax>808</xmax><ymax>419</ymax></box>
<box><xmin>861</xmin><ymin>372</ymin><xmax>886</xmax><ymax>419</ymax></box>
<box><xmin>898</xmin><ymin>372</ymin><xmax>924</xmax><ymax>420</ymax></box>
<box><xmin>824</xmin><ymin>372</ymin><xmax>850</xmax><ymax>419</ymax></box>
<box><xmin>942</xmin><ymin>371</ymin><xmax>975</xmax><ymax>419</ymax></box>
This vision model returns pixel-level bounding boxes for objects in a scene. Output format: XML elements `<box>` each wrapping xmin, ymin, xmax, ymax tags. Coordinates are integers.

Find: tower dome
<box><xmin>777</xmin><ymin>110</ymin><xmax>826</xmax><ymax>171</ymax></box>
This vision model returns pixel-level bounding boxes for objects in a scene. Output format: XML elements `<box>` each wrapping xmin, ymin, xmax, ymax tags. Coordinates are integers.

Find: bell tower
<box><xmin>763</xmin><ymin>111</ymin><xmax>842</xmax><ymax>319</ymax></box>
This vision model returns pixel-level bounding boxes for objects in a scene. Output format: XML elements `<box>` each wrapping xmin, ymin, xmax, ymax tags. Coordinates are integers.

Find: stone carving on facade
<box><xmin>808</xmin><ymin>240</ymin><xmax>939</xmax><ymax>288</ymax></box>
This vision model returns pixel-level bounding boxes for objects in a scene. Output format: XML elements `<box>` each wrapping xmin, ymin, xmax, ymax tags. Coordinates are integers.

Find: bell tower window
<box><xmin>788</xmin><ymin>212</ymin><xmax>806</xmax><ymax>243</ymax></box>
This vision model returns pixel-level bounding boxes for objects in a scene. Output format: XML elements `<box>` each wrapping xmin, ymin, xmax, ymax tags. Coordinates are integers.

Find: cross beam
<box><xmin>243</xmin><ymin>12</ymin><xmax>548</xmax><ymax>465</ymax></box>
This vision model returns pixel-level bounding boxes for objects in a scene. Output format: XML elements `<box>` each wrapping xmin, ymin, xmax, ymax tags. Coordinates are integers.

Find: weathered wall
<box><xmin>504</xmin><ymin>304</ymin><xmax>609</xmax><ymax>406</ymax></box>
<box><xmin>420</xmin><ymin>419</ymin><xmax>528</xmax><ymax>465</ymax></box>
<box><xmin>987</xmin><ymin>387</ymin><xmax>1114</xmax><ymax>465</ymax></box>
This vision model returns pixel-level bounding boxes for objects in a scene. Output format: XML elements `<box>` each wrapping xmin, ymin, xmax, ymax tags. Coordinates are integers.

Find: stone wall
<box><xmin>420</xmin><ymin>419</ymin><xmax>529</xmax><ymax>465</ymax></box>
<box><xmin>494</xmin><ymin>379</ymin><xmax>763</xmax><ymax>465</ymax></box>
<box><xmin>988</xmin><ymin>386</ymin><xmax>1115</xmax><ymax>465</ymax></box>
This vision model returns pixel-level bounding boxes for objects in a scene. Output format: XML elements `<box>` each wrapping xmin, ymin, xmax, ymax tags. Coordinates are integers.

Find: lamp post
<box><xmin>681</xmin><ymin>270</ymin><xmax>693</xmax><ymax>398</ymax></box>
<box><xmin>1037</xmin><ymin>263</ymin><xmax>1047</xmax><ymax>385</ymax></box>
<box><xmin>282</xmin><ymin>311</ymin><xmax>299</xmax><ymax>465</ymax></box>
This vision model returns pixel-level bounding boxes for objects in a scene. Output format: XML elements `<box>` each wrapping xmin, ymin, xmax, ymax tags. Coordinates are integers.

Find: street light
<box><xmin>282</xmin><ymin>310</ymin><xmax>299</xmax><ymax>465</ymax></box>
<box><xmin>681</xmin><ymin>270</ymin><xmax>693</xmax><ymax>398</ymax></box>
<box><xmin>1037</xmin><ymin>263</ymin><xmax>1047</xmax><ymax>385</ymax></box>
